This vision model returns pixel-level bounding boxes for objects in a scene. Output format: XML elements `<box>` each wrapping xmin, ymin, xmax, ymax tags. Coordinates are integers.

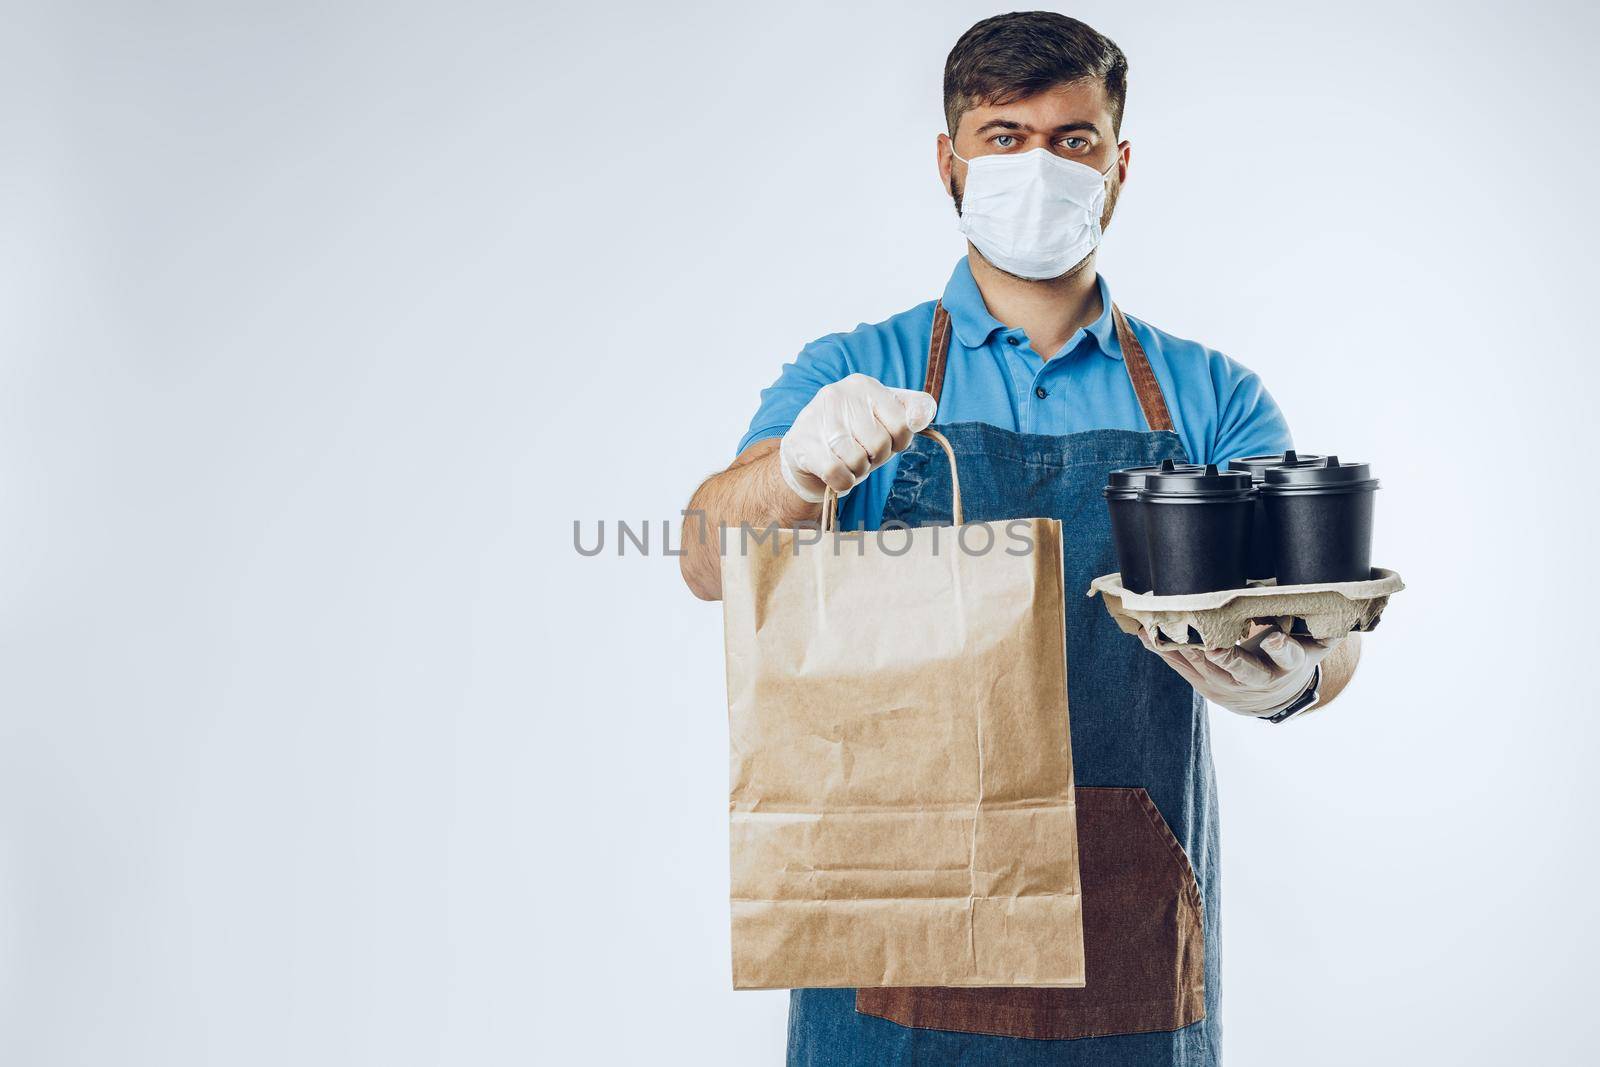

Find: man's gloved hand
<box><xmin>1138</xmin><ymin>626</ymin><xmax>1342</xmax><ymax>718</ymax></box>
<box><xmin>779</xmin><ymin>374</ymin><xmax>938</xmax><ymax>503</ymax></box>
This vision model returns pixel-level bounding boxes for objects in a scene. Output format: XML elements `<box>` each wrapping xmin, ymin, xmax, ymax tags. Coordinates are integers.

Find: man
<box><xmin>681</xmin><ymin>12</ymin><xmax>1360</xmax><ymax>1066</ymax></box>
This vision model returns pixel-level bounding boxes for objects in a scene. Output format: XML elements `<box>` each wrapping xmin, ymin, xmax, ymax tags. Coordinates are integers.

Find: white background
<box><xmin>4</xmin><ymin>1</ymin><xmax>1598</xmax><ymax>1064</ymax></box>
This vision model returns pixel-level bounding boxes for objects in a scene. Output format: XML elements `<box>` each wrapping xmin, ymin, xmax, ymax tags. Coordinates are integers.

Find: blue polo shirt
<box><xmin>739</xmin><ymin>257</ymin><xmax>1292</xmax><ymax>531</ymax></box>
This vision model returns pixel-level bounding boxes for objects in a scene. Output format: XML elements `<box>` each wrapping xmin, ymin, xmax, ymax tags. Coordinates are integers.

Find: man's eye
<box><xmin>994</xmin><ymin>134</ymin><xmax>1016</xmax><ymax>148</ymax></box>
<box><xmin>1061</xmin><ymin>136</ymin><xmax>1088</xmax><ymax>150</ymax></box>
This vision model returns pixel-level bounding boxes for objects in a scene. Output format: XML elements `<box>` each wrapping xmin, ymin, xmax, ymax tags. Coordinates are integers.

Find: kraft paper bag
<box><xmin>720</xmin><ymin>429</ymin><xmax>1084</xmax><ymax>990</ymax></box>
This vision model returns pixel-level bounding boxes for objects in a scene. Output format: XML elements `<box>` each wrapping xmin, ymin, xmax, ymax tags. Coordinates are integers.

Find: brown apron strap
<box><xmin>925</xmin><ymin>299</ymin><xmax>1175</xmax><ymax>435</ymax></box>
<box><xmin>921</xmin><ymin>302</ymin><xmax>952</xmax><ymax>403</ymax></box>
<box><xmin>1111</xmin><ymin>303</ymin><xmax>1175</xmax><ymax>433</ymax></box>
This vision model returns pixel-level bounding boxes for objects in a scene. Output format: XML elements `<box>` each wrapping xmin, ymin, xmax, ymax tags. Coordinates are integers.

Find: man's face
<box><xmin>938</xmin><ymin>80</ymin><xmax>1130</xmax><ymax>274</ymax></box>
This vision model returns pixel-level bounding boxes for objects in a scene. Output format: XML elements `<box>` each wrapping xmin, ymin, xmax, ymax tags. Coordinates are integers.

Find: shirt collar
<box><xmin>939</xmin><ymin>257</ymin><xmax>1123</xmax><ymax>360</ymax></box>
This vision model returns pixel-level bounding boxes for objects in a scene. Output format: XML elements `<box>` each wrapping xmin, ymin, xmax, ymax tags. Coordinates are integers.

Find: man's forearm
<box><xmin>1313</xmin><ymin>632</ymin><xmax>1362</xmax><ymax>711</ymax></box>
<box><xmin>681</xmin><ymin>439</ymin><xmax>820</xmax><ymax>602</ymax></box>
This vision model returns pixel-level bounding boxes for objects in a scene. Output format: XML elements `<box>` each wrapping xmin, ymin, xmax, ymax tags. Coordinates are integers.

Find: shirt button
<box><xmin>1006</xmin><ymin>336</ymin><xmax>1020</xmax><ymax>346</ymax></box>
<box><xmin>1035</xmin><ymin>386</ymin><xmax>1048</xmax><ymax>399</ymax></box>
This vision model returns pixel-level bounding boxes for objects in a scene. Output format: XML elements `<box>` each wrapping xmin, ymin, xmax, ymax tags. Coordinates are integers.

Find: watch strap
<box><xmin>1263</xmin><ymin>665</ymin><xmax>1321</xmax><ymax>724</ymax></box>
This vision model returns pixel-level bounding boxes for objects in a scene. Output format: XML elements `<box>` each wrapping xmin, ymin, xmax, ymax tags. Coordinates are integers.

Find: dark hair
<box><xmin>944</xmin><ymin>12</ymin><xmax>1128</xmax><ymax>135</ymax></box>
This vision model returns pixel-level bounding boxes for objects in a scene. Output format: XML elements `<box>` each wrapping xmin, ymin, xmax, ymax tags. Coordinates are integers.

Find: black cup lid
<box><xmin>1106</xmin><ymin>458</ymin><xmax>1203</xmax><ymax>491</ymax></box>
<box><xmin>1141</xmin><ymin>463</ymin><xmax>1254</xmax><ymax>498</ymax></box>
<box><xmin>1261</xmin><ymin>456</ymin><xmax>1379</xmax><ymax>493</ymax></box>
<box><xmin>1227</xmin><ymin>449</ymin><xmax>1326</xmax><ymax>482</ymax></box>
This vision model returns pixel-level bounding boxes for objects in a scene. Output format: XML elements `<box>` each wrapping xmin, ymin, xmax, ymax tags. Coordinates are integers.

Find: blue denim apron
<box><xmin>788</xmin><ymin>304</ymin><xmax>1219</xmax><ymax>1067</ymax></box>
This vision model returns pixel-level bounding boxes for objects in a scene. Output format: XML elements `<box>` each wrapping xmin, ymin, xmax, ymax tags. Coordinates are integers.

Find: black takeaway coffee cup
<box><xmin>1139</xmin><ymin>464</ymin><xmax>1255</xmax><ymax>595</ymax></box>
<box><xmin>1260</xmin><ymin>457</ymin><xmax>1379</xmax><ymax>585</ymax></box>
<box><xmin>1104</xmin><ymin>459</ymin><xmax>1202</xmax><ymax>593</ymax></box>
<box><xmin>1227</xmin><ymin>450</ymin><xmax>1326</xmax><ymax>581</ymax></box>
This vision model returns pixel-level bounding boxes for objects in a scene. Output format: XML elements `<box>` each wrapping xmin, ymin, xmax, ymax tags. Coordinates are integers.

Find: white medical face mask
<box><xmin>951</xmin><ymin>147</ymin><xmax>1117</xmax><ymax>280</ymax></box>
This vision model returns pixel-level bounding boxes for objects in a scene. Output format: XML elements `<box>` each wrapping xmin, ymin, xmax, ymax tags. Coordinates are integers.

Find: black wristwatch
<box><xmin>1263</xmin><ymin>666</ymin><xmax>1321</xmax><ymax>724</ymax></box>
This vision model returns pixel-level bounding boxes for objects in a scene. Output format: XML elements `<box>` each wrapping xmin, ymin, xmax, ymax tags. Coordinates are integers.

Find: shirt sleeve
<box><xmin>735</xmin><ymin>337</ymin><xmax>853</xmax><ymax>457</ymax></box>
<box><xmin>1208</xmin><ymin>358</ymin><xmax>1292</xmax><ymax>465</ymax></box>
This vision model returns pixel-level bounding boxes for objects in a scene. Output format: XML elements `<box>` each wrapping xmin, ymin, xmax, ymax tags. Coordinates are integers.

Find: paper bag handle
<box><xmin>821</xmin><ymin>428</ymin><xmax>963</xmax><ymax>532</ymax></box>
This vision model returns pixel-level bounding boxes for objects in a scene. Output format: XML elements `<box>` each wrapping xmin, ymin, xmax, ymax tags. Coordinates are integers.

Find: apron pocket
<box><xmin>854</xmin><ymin>786</ymin><xmax>1204</xmax><ymax>1041</ymax></box>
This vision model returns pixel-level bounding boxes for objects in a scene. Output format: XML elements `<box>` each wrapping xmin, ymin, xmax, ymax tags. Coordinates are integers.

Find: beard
<box><xmin>950</xmin><ymin>168</ymin><xmax>1121</xmax><ymax>282</ymax></box>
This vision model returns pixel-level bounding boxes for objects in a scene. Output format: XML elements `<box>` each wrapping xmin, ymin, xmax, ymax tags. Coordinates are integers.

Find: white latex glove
<box><xmin>779</xmin><ymin>374</ymin><xmax>938</xmax><ymax>503</ymax></box>
<box><xmin>1138</xmin><ymin>626</ymin><xmax>1342</xmax><ymax>718</ymax></box>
